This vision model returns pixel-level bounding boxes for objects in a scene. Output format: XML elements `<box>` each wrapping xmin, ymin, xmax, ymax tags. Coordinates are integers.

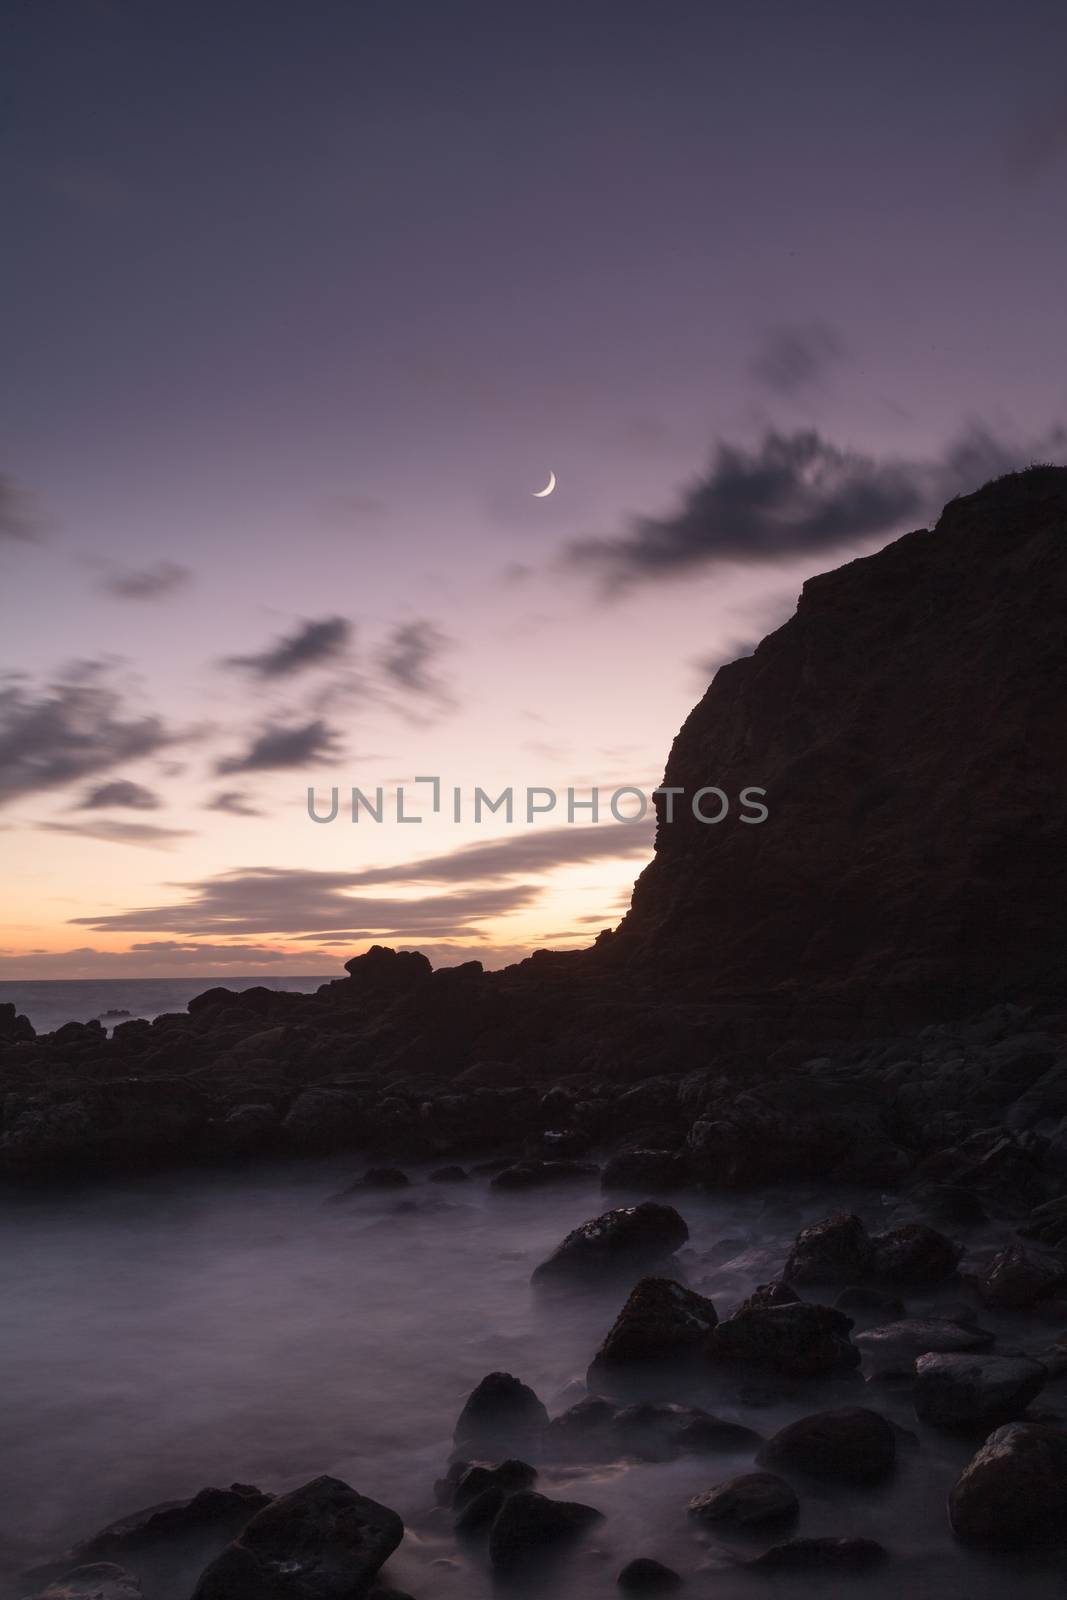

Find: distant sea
<box><xmin>0</xmin><ymin>976</ymin><xmax>334</xmax><ymax>1036</ymax></box>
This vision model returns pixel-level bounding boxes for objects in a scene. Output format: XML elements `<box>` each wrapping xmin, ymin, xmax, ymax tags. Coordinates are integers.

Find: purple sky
<box><xmin>2</xmin><ymin>0</ymin><xmax>1066</xmax><ymax>977</ymax></box>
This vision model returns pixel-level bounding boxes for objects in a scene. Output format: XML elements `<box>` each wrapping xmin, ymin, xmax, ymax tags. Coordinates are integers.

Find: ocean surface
<box><xmin>0</xmin><ymin>1165</ymin><xmax>1061</xmax><ymax>1600</ymax></box>
<box><xmin>0</xmin><ymin>976</ymin><xmax>333</xmax><ymax>1036</ymax></box>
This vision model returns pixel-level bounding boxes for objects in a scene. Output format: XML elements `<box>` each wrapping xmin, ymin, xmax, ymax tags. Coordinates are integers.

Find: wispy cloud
<box><xmin>378</xmin><ymin>620</ymin><xmax>454</xmax><ymax>702</ymax></box>
<box><xmin>103</xmin><ymin>561</ymin><xmax>192</xmax><ymax>600</ymax></box>
<box><xmin>225</xmin><ymin>616</ymin><xmax>352</xmax><ymax>678</ymax></box>
<box><xmin>205</xmin><ymin>790</ymin><xmax>264</xmax><ymax>817</ymax></box>
<box><xmin>41</xmin><ymin>819</ymin><xmax>193</xmax><ymax>849</ymax></box>
<box><xmin>343</xmin><ymin>818</ymin><xmax>654</xmax><ymax>887</ymax></box>
<box><xmin>78</xmin><ymin>779</ymin><xmax>161</xmax><ymax>810</ymax></box>
<box><xmin>0</xmin><ymin>472</ymin><xmax>43</xmax><ymax>543</ymax></box>
<box><xmin>751</xmin><ymin>321</ymin><xmax>845</xmax><ymax>394</ymax></box>
<box><xmin>216</xmin><ymin>719</ymin><xmax>342</xmax><ymax>774</ymax></box>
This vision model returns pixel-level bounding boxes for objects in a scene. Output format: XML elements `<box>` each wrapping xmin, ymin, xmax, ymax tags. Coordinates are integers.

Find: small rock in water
<box><xmin>748</xmin><ymin>1537</ymin><xmax>888</xmax><ymax>1570</ymax></box>
<box><xmin>532</xmin><ymin>1203</ymin><xmax>689</xmax><ymax>1282</ymax></box>
<box><xmin>913</xmin><ymin>1352</ymin><xmax>1047</xmax><ymax>1429</ymax></box>
<box><xmin>455</xmin><ymin>1485</ymin><xmax>506</xmax><ymax>1533</ymax></box>
<box><xmin>191</xmin><ymin>1475</ymin><xmax>403</xmax><ymax>1599</ymax></box>
<box><xmin>948</xmin><ymin>1421</ymin><xmax>1067</xmax><ymax>1543</ymax></box>
<box><xmin>491</xmin><ymin>1159</ymin><xmax>599</xmax><ymax>1189</ymax></box>
<box><xmin>487</xmin><ymin>1490</ymin><xmax>603</xmax><ymax>1574</ymax></box>
<box><xmin>362</xmin><ymin>1167</ymin><xmax>411</xmax><ymax>1188</ymax></box>
<box><xmin>784</xmin><ymin>1213</ymin><xmax>874</xmax><ymax>1283</ymax></box>
<box><xmin>453</xmin><ymin>1372</ymin><xmax>549</xmax><ymax>1453</ymax></box>
<box><xmin>687</xmin><ymin>1472</ymin><xmax>798</xmax><ymax>1526</ymax></box>
<box><xmin>429</xmin><ymin>1165</ymin><xmax>469</xmax><ymax>1182</ymax></box>
<box><xmin>76</xmin><ymin>1483</ymin><xmax>272</xmax><ymax>1557</ymax></box>
<box><xmin>870</xmin><ymin>1221</ymin><xmax>962</xmax><ymax>1284</ymax></box>
<box><xmin>617</xmin><ymin>1556</ymin><xmax>683</xmax><ymax>1591</ymax></box>
<box><xmin>589</xmin><ymin>1277</ymin><xmax>718</xmax><ymax>1372</ymax></box>
<box><xmin>761</xmin><ymin>1407</ymin><xmax>896</xmax><ymax>1483</ymax></box>
<box><xmin>452</xmin><ymin>1458</ymin><xmax>537</xmax><ymax>1509</ymax></box>
<box><xmin>33</xmin><ymin>1565</ymin><xmax>143</xmax><ymax>1600</ymax></box>
<box><xmin>976</xmin><ymin>1244</ymin><xmax>1066</xmax><ymax>1308</ymax></box>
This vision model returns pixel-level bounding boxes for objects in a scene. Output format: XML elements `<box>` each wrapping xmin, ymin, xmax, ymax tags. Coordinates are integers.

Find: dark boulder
<box><xmin>707</xmin><ymin>1302</ymin><xmax>860</xmax><ymax>1378</ymax></box>
<box><xmin>761</xmin><ymin>1407</ymin><xmax>896</xmax><ymax>1483</ymax></box>
<box><xmin>784</xmin><ymin>1214</ymin><xmax>873</xmax><ymax>1284</ymax></box>
<box><xmin>687</xmin><ymin>1472</ymin><xmax>798</xmax><ymax>1526</ymax></box>
<box><xmin>491</xmin><ymin>1160</ymin><xmax>598</xmax><ymax>1190</ymax></box>
<box><xmin>451</xmin><ymin>1459</ymin><xmax>537</xmax><ymax>1510</ymax></box>
<box><xmin>429</xmin><ymin>1165</ymin><xmax>469</xmax><ymax>1182</ymax></box>
<box><xmin>77</xmin><ymin>1484</ymin><xmax>272</xmax><ymax>1557</ymax></box>
<box><xmin>453</xmin><ymin>1372</ymin><xmax>549</xmax><ymax>1453</ymax></box>
<box><xmin>487</xmin><ymin>1490</ymin><xmax>603</xmax><ymax>1574</ymax></box>
<box><xmin>735</xmin><ymin>1281</ymin><xmax>799</xmax><ymax>1315</ymax></box>
<box><xmin>617</xmin><ymin>1556</ymin><xmax>682</xmax><ymax>1591</ymax></box>
<box><xmin>869</xmin><ymin>1222</ymin><xmax>961</xmax><ymax>1285</ymax></box>
<box><xmin>532</xmin><ymin>1203</ymin><xmax>689</xmax><ymax>1282</ymax></box>
<box><xmin>589</xmin><ymin>1277</ymin><xmax>718</xmax><ymax>1372</ymax></box>
<box><xmin>362</xmin><ymin>1167</ymin><xmax>411</xmax><ymax>1188</ymax></box>
<box><xmin>976</xmin><ymin>1244</ymin><xmax>1066</xmax><ymax>1309</ymax></box>
<box><xmin>948</xmin><ymin>1422</ymin><xmax>1067</xmax><ymax>1544</ymax></box>
<box><xmin>191</xmin><ymin>1476</ymin><xmax>403</xmax><ymax>1599</ymax></box>
<box><xmin>748</xmin><ymin>1537</ymin><xmax>888</xmax><ymax>1571</ymax></box>
<box><xmin>913</xmin><ymin>1353</ymin><xmax>1047</xmax><ymax>1429</ymax></box>
<box><xmin>855</xmin><ymin>1317</ymin><xmax>994</xmax><ymax>1378</ymax></box>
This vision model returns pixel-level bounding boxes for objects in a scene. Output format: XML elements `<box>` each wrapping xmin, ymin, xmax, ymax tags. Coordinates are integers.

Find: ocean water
<box><xmin>0</xmin><ymin>1166</ymin><xmax>1061</xmax><ymax>1600</ymax></box>
<box><xmin>0</xmin><ymin>976</ymin><xmax>333</xmax><ymax>1036</ymax></box>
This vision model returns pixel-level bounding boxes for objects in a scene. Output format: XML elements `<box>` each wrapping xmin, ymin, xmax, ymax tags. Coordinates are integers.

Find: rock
<box><xmin>491</xmin><ymin>1160</ymin><xmax>599</xmax><ymax>1189</ymax></box>
<box><xmin>451</xmin><ymin>1459</ymin><xmax>537</xmax><ymax>1509</ymax></box>
<box><xmin>869</xmin><ymin>1222</ymin><xmax>962</xmax><ymax>1284</ymax></box>
<box><xmin>913</xmin><ymin>1353</ymin><xmax>1047</xmax><ymax>1429</ymax></box>
<box><xmin>855</xmin><ymin>1317</ymin><xmax>994</xmax><ymax>1378</ymax></box>
<box><xmin>617</xmin><ymin>1556</ymin><xmax>683</xmax><ymax>1591</ymax></box>
<box><xmin>532</xmin><ymin>1203</ymin><xmax>689</xmax><ymax>1282</ymax></box>
<box><xmin>706</xmin><ymin>1302</ymin><xmax>860</xmax><ymax>1377</ymax></box>
<box><xmin>976</xmin><ymin>1244</ymin><xmax>1066</xmax><ymax>1308</ymax></box>
<box><xmin>487</xmin><ymin>1490</ymin><xmax>603</xmax><ymax>1574</ymax></box>
<box><xmin>735</xmin><ymin>1280</ymin><xmax>800</xmax><ymax>1314</ymax></box>
<box><xmin>191</xmin><ymin>1475</ymin><xmax>403</xmax><ymax>1600</ymax></box>
<box><xmin>454</xmin><ymin>1486</ymin><xmax>506</xmax><ymax>1534</ymax></box>
<box><xmin>363</xmin><ymin>1167</ymin><xmax>410</xmax><ymax>1188</ymax></box>
<box><xmin>687</xmin><ymin>1472</ymin><xmax>798</xmax><ymax>1526</ymax></box>
<box><xmin>76</xmin><ymin>1484</ymin><xmax>272</xmax><ymax>1556</ymax></box>
<box><xmin>453</xmin><ymin>1372</ymin><xmax>549</xmax><ymax>1452</ymax></box>
<box><xmin>32</xmin><ymin>1566</ymin><xmax>142</xmax><ymax>1600</ymax></box>
<box><xmin>748</xmin><ymin>1537</ymin><xmax>888</xmax><ymax>1571</ymax></box>
<box><xmin>834</xmin><ymin>1286</ymin><xmax>906</xmax><ymax>1320</ymax></box>
<box><xmin>429</xmin><ymin>1165</ymin><xmax>469</xmax><ymax>1182</ymax></box>
<box><xmin>762</xmin><ymin>1407</ymin><xmax>896</xmax><ymax>1483</ymax></box>
<box><xmin>601</xmin><ymin>1149</ymin><xmax>687</xmax><ymax>1192</ymax></box>
<box><xmin>784</xmin><ymin>1214</ymin><xmax>873</xmax><ymax>1284</ymax></box>
<box><xmin>590</xmin><ymin>1277</ymin><xmax>718</xmax><ymax>1371</ymax></box>
<box><xmin>282</xmin><ymin>1090</ymin><xmax>364</xmax><ymax>1154</ymax></box>
<box><xmin>212</xmin><ymin>1104</ymin><xmax>283</xmax><ymax>1153</ymax></box>
<box><xmin>948</xmin><ymin>1422</ymin><xmax>1067</xmax><ymax>1544</ymax></box>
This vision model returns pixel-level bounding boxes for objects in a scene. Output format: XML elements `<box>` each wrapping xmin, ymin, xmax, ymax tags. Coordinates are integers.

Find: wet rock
<box><xmin>192</xmin><ymin>1475</ymin><xmax>403</xmax><ymax>1599</ymax></box>
<box><xmin>601</xmin><ymin>1149</ymin><xmax>687</xmax><ymax>1192</ymax></box>
<box><xmin>687</xmin><ymin>1472</ymin><xmax>798</xmax><ymax>1526</ymax></box>
<box><xmin>543</xmin><ymin>1396</ymin><xmax>620</xmax><ymax>1458</ymax></box>
<box><xmin>706</xmin><ymin>1302</ymin><xmax>860</xmax><ymax>1377</ymax></box>
<box><xmin>532</xmin><ymin>1203</ymin><xmax>689</xmax><ymax>1282</ymax></box>
<box><xmin>855</xmin><ymin>1317</ymin><xmax>994</xmax><ymax>1378</ymax></box>
<box><xmin>454</xmin><ymin>1486</ymin><xmax>506</xmax><ymax>1534</ymax></box>
<box><xmin>735</xmin><ymin>1281</ymin><xmax>799</xmax><ymax>1314</ymax></box>
<box><xmin>617</xmin><ymin>1556</ymin><xmax>682</xmax><ymax>1591</ymax></box>
<box><xmin>748</xmin><ymin>1537</ymin><xmax>888</xmax><ymax>1570</ymax></box>
<box><xmin>762</xmin><ymin>1407</ymin><xmax>896</xmax><ymax>1483</ymax></box>
<box><xmin>834</xmin><ymin>1285</ymin><xmax>906</xmax><ymax>1320</ymax></box>
<box><xmin>32</xmin><ymin>1565</ymin><xmax>142</xmax><ymax>1600</ymax></box>
<box><xmin>282</xmin><ymin>1090</ymin><xmax>364</xmax><ymax>1154</ymax></box>
<box><xmin>362</xmin><ymin>1167</ymin><xmax>411</xmax><ymax>1188</ymax></box>
<box><xmin>1019</xmin><ymin>1197</ymin><xmax>1067</xmax><ymax>1248</ymax></box>
<box><xmin>913</xmin><ymin>1353</ymin><xmax>1047</xmax><ymax>1429</ymax></box>
<box><xmin>948</xmin><ymin>1422</ymin><xmax>1067</xmax><ymax>1544</ymax></box>
<box><xmin>590</xmin><ymin>1277</ymin><xmax>718</xmax><ymax>1372</ymax></box>
<box><xmin>976</xmin><ymin>1244</ymin><xmax>1066</xmax><ymax>1309</ymax></box>
<box><xmin>487</xmin><ymin>1490</ymin><xmax>603</xmax><ymax>1574</ymax></box>
<box><xmin>429</xmin><ymin>1165</ymin><xmax>469</xmax><ymax>1182</ymax></box>
<box><xmin>77</xmin><ymin>1484</ymin><xmax>271</xmax><ymax>1557</ymax></box>
<box><xmin>784</xmin><ymin>1214</ymin><xmax>873</xmax><ymax>1284</ymax></box>
<box><xmin>869</xmin><ymin>1222</ymin><xmax>962</xmax><ymax>1285</ymax></box>
<box><xmin>453</xmin><ymin>1373</ymin><xmax>549</xmax><ymax>1453</ymax></box>
<box><xmin>211</xmin><ymin>1104</ymin><xmax>284</xmax><ymax>1153</ymax></box>
<box><xmin>491</xmin><ymin>1159</ymin><xmax>599</xmax><ymax>1190</ymax></box>
<box><xmin>451</xmin><ymin>1459</ymin><xmax>537</xmax><ymax>1510</ymax></box>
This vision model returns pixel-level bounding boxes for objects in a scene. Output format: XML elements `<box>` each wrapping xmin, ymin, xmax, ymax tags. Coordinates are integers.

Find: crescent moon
<box><xmin>532</xmin><ymin>470</ymin><xmax>556</xmax><ymax>498</ymax></box>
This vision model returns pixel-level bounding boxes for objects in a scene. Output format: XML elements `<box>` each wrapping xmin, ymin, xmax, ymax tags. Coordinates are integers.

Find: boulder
<box><xmin>451</xmin><ymin>1459</ymin><xmax>537</xmax><ymax>1510</ymax></box>
<box><xmin>869</xmin><ymin>1222</ymin><xmax>962</xmax><ymax>1284</ymax></box>
<box><xmin>687</xmin><ymin>1472</ymin><xmax>798</xmax><ymax>1526</ymax></box>
<box><xmin>706</xmin><ymin>1302</ymin><xmax>860</xmax><ymax>1377</ymax></box>
<box><xmin>601</xmin><ymin>1149</ymin><xmax>687</xmax><ymax>1192</ymax></box>
<box><xmin>948</xmin><ymin>1422</ymin><xmax>1067</xmax><ymax>1544</ymax></box>
<box><xmin>282</xmin><ymin>1091</ymin><xmax>364</xmax><ymax>1154</ymax></box>
<box><xmin>491</xmin><ymin>1160</ymin><xmax>599</xmax><ymax>1190</ymax></box>
<box><xmin>855</xmin><ymin>1317</ymin><xmax>993</xmax><ymax>1378</ymax></box>
<box><xmin>191</xmin><ymin>1476</ymin><xmax>403</xmax><ymax>1600</ymax></box>
<box><xmin>487</xmin><ymin>1490</ymin><xmax>603</xmax><ymax>1574</ymax></box>
<box><xmin>748</xmin><ymin>1537</ymin><xmax>888</xmax><ymax>1571</ymax></box>
<box><xmin>784</xmin><ymin>1214</ymin><xmax>873</xmax><ymax>1284</ymax></box>
<box><xmin>761</xmin><ymin>1408</ymin><xmax>896</xmax><ymax>1483</ymax></box>
<box><xmin>77</xmin><ymin>1484</ymin><xmax>271</xmax><ymax>1557</ymax></box>
<box><xmin>453</xmin><ymin>1372</ymin><xmax>549</xmax><ymax>1453</ymax></box>
<box><xmin>532</xmin><ymin>1203</ymin><xmax>689</xmax><ymax>1282</ymax></box>
<box><xmin>976</xmin><ymin>1244</ymin><xmax>1066</xmax><ymax>1309</ymax></box>
<box><xmin>913</xmin><ymin>1353</ymin><xmax>1047</xmax><ymax>1429</ymax></box>
<box><xmin>617</xmin><ymin>1556</ymin><xmax>682</xmax><ymax>1591</ymax></box>
<box><xmin>590</xmin><ymin>1278</ymin><xmax>718</xmax><ymax>1371</ymax></box>
<box><xmin>734</xmin><ymin>1280</ymin><xmax>799</xmax><ymax>1314</ymax></box>
<box><xmin>429</xmin><ymin>1165</ymin><xmax>469</xmax><ymax>1182</ymax></box>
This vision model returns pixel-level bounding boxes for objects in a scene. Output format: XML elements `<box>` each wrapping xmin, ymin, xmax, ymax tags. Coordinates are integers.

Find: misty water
<box><xmin>2</xmin><ymin>1164</ymin><xmax>1063</xmax><ymax>1600</ymax></box>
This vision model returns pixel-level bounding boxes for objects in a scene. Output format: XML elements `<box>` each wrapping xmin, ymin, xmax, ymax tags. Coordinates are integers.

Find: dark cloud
<box><xmin>71</xmin><ymin>870</ymin><xmax>538</xmax><ymax>936</ymax></box>
<box><xmin>216</xmin><ymin>719</ymin><xmax>341</xmax><ymax>774</ymax></box>
<box><xmin>78</xmin><ymin>779</ymin><xmax>161</xmax><ymax>810</ymax></box>
<box><xmin>344</xmin><ymin>818</ymin><xmax>654</xmax><ymax>887</ymax></box>
<box><xmin>378</xmin><ymin>621</ymin><xmax>452</xmax><ymax>698</ymax></box>
<box><xmin>205</xmin><ymin>790</ymin><xmax>264</xmax><ymax>817</ymax></box>
<box><xmin>225</xmin><ymin>616</ymin><xmax>351</xmax><ymax>678</ymax></box>
<box><xmin>568</xmin><ymin>430</ymin><xmax>924</xmax><ymax>590</ymax></box>
<box><xmin>752</xmin><ymin>321</ymin><xmax>844</xmax><ymax>394</ymax></box>
<box><xmin>0</xmin><ymin>668</ymin><xmax>175</xmax><ymax>805</ymax></box>
<box><xmin>40</xmin><ymin>820</ymin><xmax>192</xmax><ymax>849</ymax></box>
<box><xmin>103</xmin><ymin>561</ymin><xmax>191</xmax><ymax>600</ymax></box>
<box><xmin>0</xmin><ymin>473</ymin><xmax>42</xmax><ymax>542</ymax></box>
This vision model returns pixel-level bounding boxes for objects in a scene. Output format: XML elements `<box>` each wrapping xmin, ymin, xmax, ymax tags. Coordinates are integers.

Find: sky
<box><xmin>2</xmin><ymin>0</ymin><xmax>1066</xmax><ymax>979</ymax></box>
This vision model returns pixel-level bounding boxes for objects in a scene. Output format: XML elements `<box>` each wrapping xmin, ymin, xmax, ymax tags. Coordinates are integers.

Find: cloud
<box><xmin>216</xmin><ymin>719</ymin><xmax>342</xmax><ymax>775</ymax></box>
<box><xmin>752</xmin><ymin>321</ymin><xmax>845</xmax><ymax>394</ymax></box>
<box><xmin>0</xmin><ymin>941</ymin><xmax>333</xmax><ymax>980</ymax></box>
<box><xmin>0</xmin><ymin>667</ymin><xmax>176</xmax><ymax>806</ymax></box>
<box><xmin>78</xmin><ymin>779</ymin><xmax>161</xmax><ymax>810</ymax></box>
<box><xmin>566</xmin><ymin>423</ymin><xmax>1067</xmax><ymax>593</ymax></box>
<box><xmin>103</xmin><ymin>561</ymin><xmax>191</xmax><ymax>600</ymax></box>
<box><xmin>205</xmin><ymin>790</ymin><xmax>264</xmax><ymax>817</ymax></box>
<box><xmin>40</xmin><ymin>820</ymin><xmax>193</xmax><ymax>849</ymax></box>
<box><xmin>378</xmin><ymin>620</ymin><xmax>452</xmax><ymax>698</ymax></box>
<box><xmin>342</xmin><ymin>818</ymin><xmax>655</xmax><ymax>887</ymax></box>
<box><xmin>0</xmin><ymin>473</ymin><xmax>42</xmax><ymax>543</ymax></box>
<box><xmin>71</xmin><ymin>870</ymin><xmax>539</xmax><ymax>936</ymax></box>
<box><xmin>695</xmin><ymin>641</ymin><xmax>758</xmax><ymax>681</ymax></box>
<box><xmin>225</xmin><ymin>616</ymin><xmax>352</xmax><ymax>678</ymax></box>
